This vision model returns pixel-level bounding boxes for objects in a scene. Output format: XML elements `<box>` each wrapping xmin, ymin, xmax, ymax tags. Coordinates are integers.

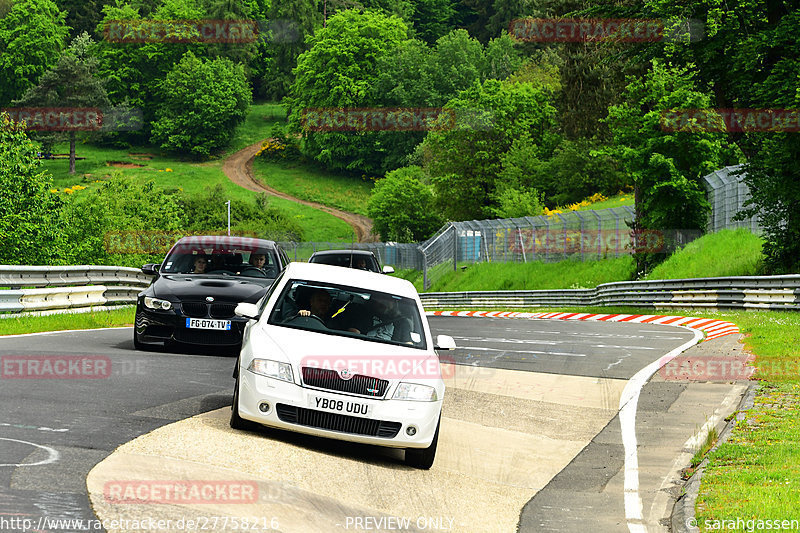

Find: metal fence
<box><xmin>282</xmin><ymin>207</ymin><xmax>641</xmax><ymax>289</ymax></box>
<box><xmin>702</xmin><ymin>165</ymin><xmax>763</xmax><ymax>234</ymax></box>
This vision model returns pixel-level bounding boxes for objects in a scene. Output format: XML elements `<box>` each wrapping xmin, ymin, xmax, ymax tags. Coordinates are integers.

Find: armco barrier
<box><xmin>0</xmin><ymin>265</ymin><xmax>152</xmax><ymax>315</ymax></box>
<box><xmin>419</xmin><ymin>275</ymin><xmax>800</xmax><ymax>311</ymax></box>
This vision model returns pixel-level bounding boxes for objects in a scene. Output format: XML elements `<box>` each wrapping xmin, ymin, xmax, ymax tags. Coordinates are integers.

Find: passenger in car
<box><xmin>350</xmin><ymin>293</ymin><xmax>413</xmax><ymax>342</ymax></box>
<box><xmin>191</xmin><ymin>255</ymin><xmax>208</xmax><ymax>274</ymax></box>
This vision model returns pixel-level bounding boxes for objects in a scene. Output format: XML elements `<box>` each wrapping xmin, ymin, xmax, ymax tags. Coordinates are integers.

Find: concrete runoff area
<box><xmin>87</xmin><ymin>334</ymin><xmax>747</xmax><ymax>533</ymax></box>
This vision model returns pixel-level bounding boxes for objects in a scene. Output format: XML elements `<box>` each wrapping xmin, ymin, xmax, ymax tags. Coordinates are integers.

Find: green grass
<box><xmin>411</xmin><ymin>256</ymin><xmax>637</xmax><ymax>293</ymax></box>
<box><xmin>251</xmin><ymin>158</ymin><xmax>374</xmax><ymax>215</ymax></box>
<box><xmin>0</xmin><ymin>307</ymin><xmax>135</xmax><ymax>335</ymax></box>
<box><xmin>38</xmin><ymin>103</ymin><xmax>356</xmax><ymax>242</ymax></box>
<box><xmin>224</xmin><ymin>101</ymin><xmax>287</xmax><ymax>155</ymax></box>
<box><xmin>646</xmin><ymin>229</ymin><xmax>764</xmax><ymax>280</ymax></box>
<box><xmin>573</xmin><ymin>192</ymin><xmax>634</xmax><ymax>211</ymax></box>
<box><xmin>693</xmin><ymin>311</ymin><xmax>800</xmax><ymax>525</ymax></box>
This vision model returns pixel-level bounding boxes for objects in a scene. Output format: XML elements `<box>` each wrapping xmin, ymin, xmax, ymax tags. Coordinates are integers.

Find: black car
<box><xmin>307</xmin><ymin>249</ymin><xmax>394</xmax><ymax>274</ymax></box>
<box><xmin>134</xmin><ymin>235</ymin><xmax>290</xmax><ymax>350</ymax></box>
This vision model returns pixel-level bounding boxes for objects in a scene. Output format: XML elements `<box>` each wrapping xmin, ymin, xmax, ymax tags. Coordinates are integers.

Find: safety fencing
<box><xmin>419</xmin><ymin>275</ymin><xmax>800</xmax><ymax>311</ymax></box>
<box><xmin>1</xmin><ymin>266</ymin><xmax>798</xmax><ymax>315</ymax></box>
<box><xmin>0</xmin><ymin>266</ymin><xmax>151</xmax><ymax>315</ymax></box>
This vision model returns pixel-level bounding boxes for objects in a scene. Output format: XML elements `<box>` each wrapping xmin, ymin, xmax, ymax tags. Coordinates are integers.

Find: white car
<box><xmin>230</xmin><ymin>262</ymin><xmax>456</xmax><ymax>469</ymax></box>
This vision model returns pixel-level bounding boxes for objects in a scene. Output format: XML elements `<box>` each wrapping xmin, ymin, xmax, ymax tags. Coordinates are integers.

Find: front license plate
<box><xmin>185</xmin><ymin>318</ymin><xmax>231</xmax><ymax>330</ymax></box>
<box><xmin>312</xmin><ymin>396</ymin><xmax>371</xmax><ymax>417</ymax></box>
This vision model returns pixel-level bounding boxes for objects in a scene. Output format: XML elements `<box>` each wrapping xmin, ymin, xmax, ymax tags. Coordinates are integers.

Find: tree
<box><xmin>632</xmin><ymin>0</ymin><xmax>800</xmax><ymax>273</ymax></box>
<box><xmin>150</xmin><ymin>51</ymin><xmax>251</xmax><ymax>157</ymax></box>
<box><xmin>253</xmin><ymin>0</ymin><xmax>321</xmax><ymax>99</ymax></box>
<box><xmin>425</xmin><ymin>29</ymin><xmax>485</xmax><ymax>105</ymax></box>
<box><xmin>0</xmin><ymin>0</ymin><xmax>69</xmax><ymax>107</ymax></box>
<box><xmin>14</xmin><ymin>33</ymin><xmax>111</xmax><ymax>174</ymax></box>
<box><xmin>59</xmin><ymin>173</ymin><xmax>187</xmax><ymax>267</ymax></box>
<box><xmin>287</xmin><ymin>10</ymin><xmax>410</xmax><ymax>174</ymax></box>
<box><xmin>422</xmin><ymin>79</ymin><xmax>561</xmax><ymax>220</ymax></box>
<box><xmin>367</xmin><ymin>166</ymin><xmax>443</xmax><ymax>241</ymax></box>
<box><xmin>94</xmin><ymin>0</ymin><xmax>208</xmax><ymax>142</ymax></box>
<box><xmin>0</xmin><ymin>113</ymin><xmax>65</xmax><ymax>265</ymax></box>
<box><xmin>410</xmin><ymin>0</ymin><xmax>457</xmax><ymax>44</ymax></box>
<box><xmin>603</xmin><ymin>60</ymin><xmax>736</xmax><ymax>273</ymax></box>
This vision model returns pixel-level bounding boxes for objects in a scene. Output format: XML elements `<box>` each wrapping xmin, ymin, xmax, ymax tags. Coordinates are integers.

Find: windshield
<box><xmin>309</xmin><ymin>252</ymin><xmax>380</xmax><ymax>272</ymax></box>
<box><xmin>160</xmin><ymin>246</ymin><xmax>280</xmax><ymax>278</ymax></box>
<box><xmin>267</xmin><ymin>279</ymin><xmax>427</xmax><ymax>349</ymax></box>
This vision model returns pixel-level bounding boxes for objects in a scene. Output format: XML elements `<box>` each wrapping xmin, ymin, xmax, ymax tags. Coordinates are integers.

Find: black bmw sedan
<box><xmin>134</xmin><ymin>235</ymin><xmax>290</xmax><ymax>351</ymax></box>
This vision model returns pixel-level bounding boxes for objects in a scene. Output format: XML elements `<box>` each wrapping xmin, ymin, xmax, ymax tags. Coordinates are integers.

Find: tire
<box><xmin>405</xmin><ymin>416</ymin><xmax>440</xmax><ymax>470</ymax></box>
<box><xmin>229</xmin><ymin>375</ymin><xmax>258</xmax><ymax>431</ymax></box>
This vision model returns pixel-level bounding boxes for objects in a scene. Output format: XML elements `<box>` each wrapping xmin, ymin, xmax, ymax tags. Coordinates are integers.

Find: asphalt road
<box><xmin>0</xmin><ymin>318</ymin><xmax>699</xmax><ymax>532</ymax></box>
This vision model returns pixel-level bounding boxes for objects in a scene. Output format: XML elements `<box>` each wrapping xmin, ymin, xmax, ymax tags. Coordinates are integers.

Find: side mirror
<box><xmin>141</xmin><ymin>263</ymin><xmax>160</xmax><ymax>276</ymax></box>
<box><xmin>235</xmin><ymin>302</ymin><xmax>261</xmax><ymax>320</ymax></box>
<box><xmin>382</xmin><ymin>265</ymin><xmax>395</xmax><ymax>274</ymax></box>
<box><xmin>434</xmin><ymin>334</ymin><xmax>456</xmax><ymax>350</ymax></box>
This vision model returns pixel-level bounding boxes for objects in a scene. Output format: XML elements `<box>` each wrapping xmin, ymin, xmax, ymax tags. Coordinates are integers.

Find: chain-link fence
<box><xmin>282</xmin><ymin>206</ymin><xmax>644</xmax><ymax>289</ymax></box>
<box><xmin>281</xmin><ymin>166</ymin><xmax>763</xmax><ymax>290</ymax></box>
<box><xmin>702</xmin><ymin>164</ymin><xmax>763</xmax><ymax>234</ymax></box>
<box><xmin>278</xmin><ymin>241</ymin><xmax>425</xmax><ymax>271</ymax></box>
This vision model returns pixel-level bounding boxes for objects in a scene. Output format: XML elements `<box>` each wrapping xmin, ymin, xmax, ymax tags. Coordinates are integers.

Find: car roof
<box><xmin>309</xmin><ymin>249</ymin><xmax>375</xmax><ymax>257</ymax></box>
<box><xmin>282</xmin><ymin>262</ymin><xmax>418</xmax><ymax>298</ymax></box>
<box><xmin>174</xmin><ymin>235</ymin><xmax>278</xmax><ymax>248</ymax></box>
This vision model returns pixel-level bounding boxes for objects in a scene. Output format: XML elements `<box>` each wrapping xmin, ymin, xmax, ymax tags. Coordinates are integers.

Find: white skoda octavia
<box><xmin>230</xmin><ymin>262</ymin><xmax>456</xmax><ymax>469</ymax></box>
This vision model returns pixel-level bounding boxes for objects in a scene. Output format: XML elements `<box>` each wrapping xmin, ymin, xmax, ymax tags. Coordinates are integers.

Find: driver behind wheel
<box><xmin>249</xmin><ymin>253</ymin><xmax>267</xmax><ymax>270</ymax></box>
<box><xmin>298</xmin><ymin>288</ymin><xmax>331</xmax><ymax>319</ymax></box>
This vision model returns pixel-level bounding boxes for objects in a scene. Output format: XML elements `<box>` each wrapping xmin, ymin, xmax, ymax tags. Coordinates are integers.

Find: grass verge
<box><xmin>0</xmin><ymin>307</ymin><xmax>135</xmax><ymax>336</ymax></box>
<box><xmin>251</xmin><ymin>157</ymin><xmax>373</xmax><ymax>215</ymax></box>
<box><xmin>646</xmin><ymin>229</ymin><xmax>764</xmax><ymax>280</ymax></box>
<box><xmin>38</xmin><ymin>102</ymin><xmax>356</xmax><ymax>242</ymax></box>
<box><xmin>694</xmin><ymin>311</ymin><xmax>800</xmax><ymax>525</ymax></box>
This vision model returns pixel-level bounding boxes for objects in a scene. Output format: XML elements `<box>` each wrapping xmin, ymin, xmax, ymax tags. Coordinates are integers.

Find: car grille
<box><xmin>275</xmin><ymin>404</ymin><xmax>401</xmax><ymax>438</ymax></box>
<box><xmin>182</xmin><ymin>302</ymin><xmax>238</xmax><ymax>319</ymax></box>
<box><xmin>182</xmin><ymin>302</ymin><xmax>208</xmax><ymax>317</ymax></box>
<box><xmin>210</xmin><ymin>303</ymin><xmax>237</xmax><ymax>318</ymax></box>
<box><xmin>301</xmin><ymin>367</ymin><xmax>389</xmax><ymax>398</ymax></box>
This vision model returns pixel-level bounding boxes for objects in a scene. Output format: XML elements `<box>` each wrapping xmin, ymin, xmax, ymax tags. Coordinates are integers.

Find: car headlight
<box><xmin>143</xmin><ymin>296</ymin><xmax>172</xmax><ymax>310</ymax></box>
<box><xmin>392</xmin><ymin>382</ymin><xmax>438</xmax><ymax>402</ymax></box>
<box><xmin>248</xmin><ymin>359</ymin><xmax>293</xmax><ymax>383</ymax></box>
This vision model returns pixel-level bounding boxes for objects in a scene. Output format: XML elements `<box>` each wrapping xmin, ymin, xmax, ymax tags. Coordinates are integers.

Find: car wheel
<box><xmin>230</xmin><ymin>375</ymin><xmax>258</xmax><ymax>431</ymax></box>
<box><xmin>405</xmin><ymin>416</ymin><xmax>440</xmax><ymax>470</ymax></box>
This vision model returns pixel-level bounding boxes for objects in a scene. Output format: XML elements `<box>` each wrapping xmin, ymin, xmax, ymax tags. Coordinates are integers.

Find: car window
<box><xmin>309</xmin><ymin>253</ymin><xmax>380</xmax><ymax>273</ymax></box>
<box><xmin>160</xmin><ymin>247</ymin><xmax>279</xmax><ymax>278</ymax></box>
<box><xmin>267</xmin><ymin>279</ymin><xmax>426</xmax><ymax>349</ymax></box>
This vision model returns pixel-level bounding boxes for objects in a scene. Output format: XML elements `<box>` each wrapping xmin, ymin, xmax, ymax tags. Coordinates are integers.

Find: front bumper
<box><xmin>238</xmin><ymin>369</ymin><xmax>442</xmax><ymax>448</ymax></box>
<box><xmin>135</xmin><ymin>306</ymin><xmax>247</xmax><ymax>346</ymax></box>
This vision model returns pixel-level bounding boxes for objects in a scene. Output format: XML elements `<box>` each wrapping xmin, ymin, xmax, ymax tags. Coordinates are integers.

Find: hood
<box><xmin>253</xmin><ymin>324</ymin><xmax>441</xmax><ymax>383</ymax></box>
<box><xmin>153</xmin><ymin>274</ymin><xmax>271</xmax><ymax>303</ymax></box>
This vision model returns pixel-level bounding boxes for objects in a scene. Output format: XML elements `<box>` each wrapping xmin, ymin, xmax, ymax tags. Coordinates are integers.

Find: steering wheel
<box><xmin>287</xmin><ymin>313</ymin><xmax>328</xmax><ymax>328</ymax></box>
<box><xmin>238</xmin><ymin>266</ymin><xmax>268</xmax><ymax>278</ymax></box>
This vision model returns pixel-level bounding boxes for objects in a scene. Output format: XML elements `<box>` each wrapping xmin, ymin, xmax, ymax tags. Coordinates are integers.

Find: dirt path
<box><xmin>222</xmin><ymin>141</ymin><xmax>377</xmax><ymax>242</ymax></box>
